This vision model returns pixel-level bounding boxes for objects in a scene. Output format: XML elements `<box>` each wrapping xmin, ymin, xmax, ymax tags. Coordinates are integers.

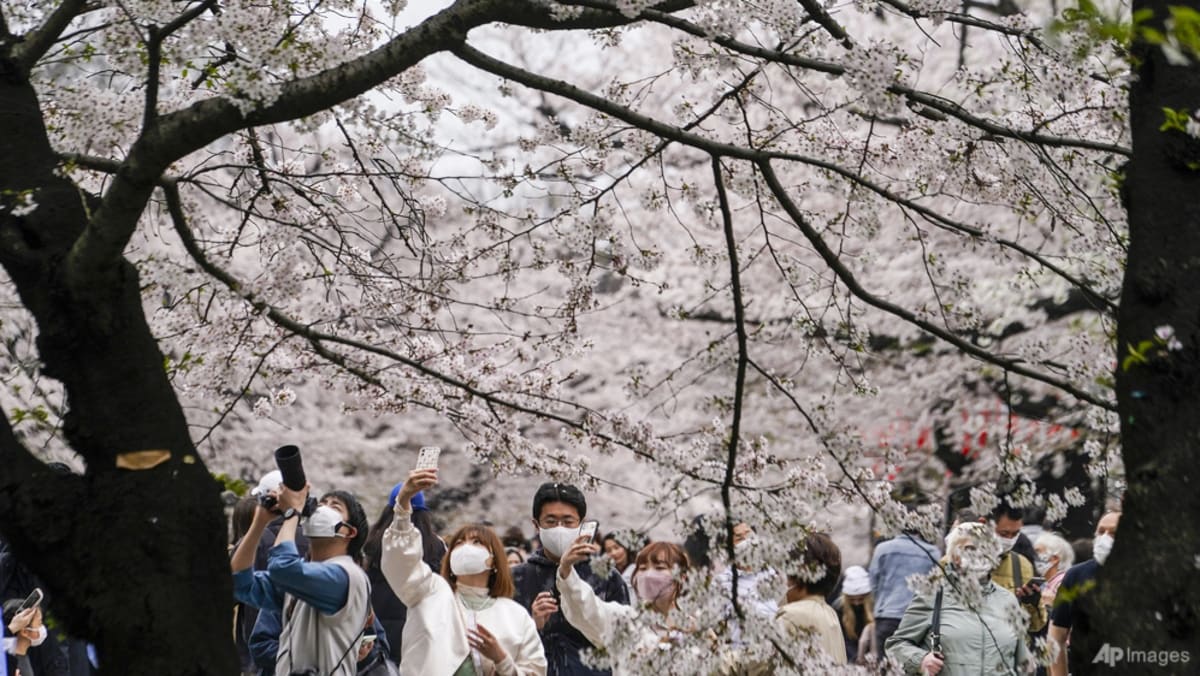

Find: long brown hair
<box><xmin>840</xmin><ymin>592</ymin><xmax>874</xmax><ymax>639</ymax></box>
<box><xmin>440</xmin><ymin>524</ymin><xmax>515</xmax><ymax>599</ymax></box>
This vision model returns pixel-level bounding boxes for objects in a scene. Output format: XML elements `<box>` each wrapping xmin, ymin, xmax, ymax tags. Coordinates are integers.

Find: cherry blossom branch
<box><xmin>162</xmin><ymin>181</ymin><xmax>780</xmax><ymax>492</ymax></box>
<box><xmin>143</xmin><ymin>0</ymin><xmax>216</xmax><ymax>130</ymax></box>
<box><xmin>594</xmin><ymin>3</ymin><xmax>1129</xmax><ymax>157</ymax></box>
<box><xmin>9</xmin><ymin>0</ymin><xmax>89</xmax><ymax>75</ymax></box>
<box><xmin>63</xmin><ymin>0</ymin><xmax>697</xmax><ymax>299</ymax></box>
<box><xmin>452</xmin><ymin>43</ymin><xmax>1116</xmax><ymax>314</ymax></box>
<box><xmin>712</xmin><ymin>155</ymin><xmax>749</xmax><ymax>621</ymax></box>
<box><xmin>756</xmin><ymin>159</ymin><xmax>1114</xmax><ymax>410</ymax></box>
<box><xmin>795</xmin><ymin>0</ymin><xmax>854</xmax><ymax>48</ymax></box>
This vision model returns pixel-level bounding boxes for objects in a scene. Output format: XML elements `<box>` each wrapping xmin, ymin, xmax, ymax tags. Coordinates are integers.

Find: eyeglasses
<box><xmin>537</xmin><ymin>517</ymin><xmax>580</xmax><ymax>529</ymax></box>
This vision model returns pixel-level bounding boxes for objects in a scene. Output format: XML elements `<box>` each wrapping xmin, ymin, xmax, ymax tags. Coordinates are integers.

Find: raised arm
<box><xmin>555</xmin><ymin>538</ymin><xmax>631</xmax><ymax>649</ymax></box>
<box><xmin>379</xmin><ymin>469</ymin><xmax>442</xmax><ymax>607</ymax></box>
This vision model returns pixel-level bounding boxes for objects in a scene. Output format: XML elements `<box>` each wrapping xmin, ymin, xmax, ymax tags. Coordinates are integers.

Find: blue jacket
<box><xmin>512</xmin><ymin>552</ymin><xmax>629</xmax><ymax>676</ymax></box>
<box><xmin>869</xmin><ymin>533</ymin><xmax>940</xmax><ymax>619</ymax></box>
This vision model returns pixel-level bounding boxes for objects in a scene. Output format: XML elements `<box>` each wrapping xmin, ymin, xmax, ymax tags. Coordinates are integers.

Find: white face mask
<box><xmin>996</xmin><ymin>534</ymin><xmax>1018</xmax><ymax>553</ymax></box>
<box><xmin>539</xmin><ymin>526</ymin><xmax>580</xmax><ymax>559</ymax></box>
<box><xmin>1093</xmin><ymin>533</ymin><xmax>1115</xmax><ymax>565</ymax></box>
<box><xmin>1035</xmin><ymin>555</ymin><xmax>1053</xmax><ymax>576</ymax></box>
<box><xmin>30</xmin><ymin>625</ymin><xmax>47</xmax><ymax>646</ymax></box>
<box><xmin>304</xmin><ymin>506</ymin><xmax>347</xmax><ymax>538</ymax></box>
<box><xmin>450</xmin><ymin>543</ymin><xmax>493</xmax><ymax>576</ymax></box>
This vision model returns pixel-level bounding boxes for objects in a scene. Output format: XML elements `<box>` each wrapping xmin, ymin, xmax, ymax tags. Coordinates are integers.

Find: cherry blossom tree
<box><xmin>1</xmin><ymin>0</ymin><xmax>1186</xmax><ymax>671</ymax></box>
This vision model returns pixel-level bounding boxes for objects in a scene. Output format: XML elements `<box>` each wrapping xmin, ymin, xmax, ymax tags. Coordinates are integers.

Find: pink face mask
<box><xmin>634</xmin><ymin>569</ymin><xmax>676</xmax><ymax>603</ymax></box>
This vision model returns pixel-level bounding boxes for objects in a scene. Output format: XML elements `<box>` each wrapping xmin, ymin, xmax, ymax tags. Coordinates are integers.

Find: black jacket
<box><xmin>511</xmin><ymin>553</ymin><xmax>629</xmax><ymax>676</ymax></box>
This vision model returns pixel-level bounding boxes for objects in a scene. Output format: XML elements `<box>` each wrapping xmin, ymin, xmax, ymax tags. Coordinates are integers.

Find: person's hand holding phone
<box><xmin>557</xmin><ymin>537</ymin><xmax>599</xmax><ymax>579</ymax></box>
<box><xmin>396</xmin><ymin>468</ymin><xmax>438</xmax><ymax>508</ymax></box>
<box><xmin>7</xmin><ymin>606</ymin><xmax>38</xmax><ymax>635</ymax></box>
<box><xmin>1015</xmin><ymin>580</ymin><xmax>1042</xmax><ymax>603</ymax></box>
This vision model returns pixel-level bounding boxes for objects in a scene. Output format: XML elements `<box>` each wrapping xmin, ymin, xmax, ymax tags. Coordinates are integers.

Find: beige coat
<box><xmin>775</xmin><ymin>595</ymin><xmax>848</xmax><ymax>664</ymax></box>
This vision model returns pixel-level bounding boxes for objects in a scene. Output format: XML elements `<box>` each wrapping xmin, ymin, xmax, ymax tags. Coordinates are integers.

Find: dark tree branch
<box><xmin>797</xmin><ymin>0</ymin><xmax>854</xmax><ymax>48</ymax></box>
<box><xmin>453</xmin><ymin>42</ymin><xmax>1116</xmax><ymax>311</ymax></box>
<box><xmin>163</xmin><ymin>181</ymin><xmax>777</xmax><ymax>491</ymax></box>
<box><xmin>63</xmin><ymin>0</ymin><xmax>693</xmax><ymax>297</ymax></box>
<box><xmin>10</xmin><ymin>0</ymin><xmax>88</xmax><ymax>74</ymax></box>
<box><xmin>605</xmin><ymin>4</ymin><xmax>1128</xmax><ymax>157</ymax></box>
<box><xmin>756</xmin><ymin>159</ymin><xmax>1114</xmax><ymax>410</ymax></box>
<box><xmin>713</xmin><ymin>155</ymin><xmax>749</xmax><ymax>621</ymax></box>
<box><xmin>144</xmin><ymin>0</ymin><xmax>217</xmax><ymax>129</ymax></box>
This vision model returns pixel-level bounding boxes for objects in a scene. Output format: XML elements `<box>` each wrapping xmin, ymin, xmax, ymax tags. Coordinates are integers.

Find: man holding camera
<box><xmin>232</xmin><ymin>479</ymin><xmax>371</xmax><ymax>676</ymax></box>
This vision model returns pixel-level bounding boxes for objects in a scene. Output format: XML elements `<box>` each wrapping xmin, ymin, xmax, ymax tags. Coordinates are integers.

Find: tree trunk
<box><xmin>0</xmin><ymin>55</ymin><xmax>238</xmax><ymax>676</ymax></box>
<box><xmin>1095</xmin><ymin>2</ymin><xmax>1200</xmax><ymax>672</ymax></box>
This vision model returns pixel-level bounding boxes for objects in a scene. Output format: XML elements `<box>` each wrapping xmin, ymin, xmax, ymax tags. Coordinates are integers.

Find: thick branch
<box><xmin>613</xmin><ymin>4</ymin><xmax>1128</xmax><ymax>157</ymax></box>
<box><xmin>453</xmin><ymin>43</ymin><xmax>1117</xmax><ymax>313</ymax></box>
<box><xmin>10</xmin><ymin>0</ymin><xmax>88</xmax><ymax>74</ymax></box>
<box><xmin>756</xmin><ymin>160</ymin><xmax>1114</xmax><ymax>411</ymax></box>
<box><xmin>62</xmin><ymin>0</ymin><xmax>693</xmax><ymax>296</ymax></box>
<box><xmin>797</xmin><ymin>0</ymin><xmax>853</xmax><ymax>48</ymax></box>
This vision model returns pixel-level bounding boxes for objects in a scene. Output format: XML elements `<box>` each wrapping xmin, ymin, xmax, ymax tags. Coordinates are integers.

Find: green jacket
<box><xmin>885</xmin><ymin>578</ymin><xmax>1030</xmax><ymax>675</ymax></box>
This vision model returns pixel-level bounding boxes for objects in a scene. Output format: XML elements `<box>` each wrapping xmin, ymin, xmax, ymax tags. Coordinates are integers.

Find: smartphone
<box><xmin>579</xmin><ymin>520</ymin><xmax>599</xmax><ymax>543</ymax></box>
<box><xmin>1028</xmin><ymin>576</ymin><xmax>1045</xmax><ymax>587</ymax></box>
<box><xmin>358</xmin><ymin>632</ymin><xmax>377</xmax><ymax>652</ymax></box>
<box><xmin>16</xmin><ymin>588</ymin><xmax>43</xmax><ymax>613</ymax></box>
<box><xmin>415</xmin><ymin>446</ymin><xmax>441</xmax><ymax>470</ymax></box>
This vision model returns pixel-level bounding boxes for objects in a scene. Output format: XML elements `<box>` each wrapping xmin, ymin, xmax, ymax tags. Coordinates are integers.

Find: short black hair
<box><xmin>322</xmin><ymin>490</ymin><xmax>369</xmax><ymax>561</ymax></box>
<box><xmin>990</xmin><ymin>502</ymin><xmax>1024</xmax><ymax>523</ymax></box>
<box><xmin>531</xmin><ymin>482</ymin><xmax>587</xmax><ymax>521</ymax></box>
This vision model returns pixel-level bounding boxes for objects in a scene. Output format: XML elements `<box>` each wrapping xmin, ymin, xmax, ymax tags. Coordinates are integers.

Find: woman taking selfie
<box><xmin>381</xmin><ymin>468</ymin><xmax>546</xmax><ymax>676</ymax></box>
<box><xmin>554</xmin><ymin>537</ymin><xmax>692</xmax><ymax>672</ymax></box>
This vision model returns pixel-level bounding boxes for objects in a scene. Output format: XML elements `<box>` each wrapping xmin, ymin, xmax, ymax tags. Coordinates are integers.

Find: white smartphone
<box><xmin>415</xmin><ymin>446</ymin><xmax>441</xmax><ymax>470</ymax></box>
<box><xmin>16</xmin><ymin>588</ymin><xmax>43</xmax><ymax>613</ymax></box>
<box><xmin>579</xmin><ymin>520</ymin><xmax>599</xmax><ymax>543</ymax></box>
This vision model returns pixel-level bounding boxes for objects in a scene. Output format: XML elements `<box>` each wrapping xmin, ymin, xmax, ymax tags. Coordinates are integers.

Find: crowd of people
<box><xmin>219</xmin><ymin>458</ymin><xmax>1123</xmax><ymax>676</ymax></box>
<box><xmin>0</xmin><ymin>456</ymin><xmax>1122</xmax><ymax>676</ymax></box>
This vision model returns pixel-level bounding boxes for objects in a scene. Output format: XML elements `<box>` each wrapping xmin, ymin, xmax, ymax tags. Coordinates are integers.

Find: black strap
<box><xmin>328</xmin><ymin>623</ymin><xmax>367</xmax><ymax>676</ymax></box>
<box><xmin>929</xmin><ymin>587</ymin><xmax>944</xmax><ymax>654</ymax></box>
<box><xmin>1011</xmin><ymin>553</ymin><xmax>1022</xmax><ymax>589</ymax></box>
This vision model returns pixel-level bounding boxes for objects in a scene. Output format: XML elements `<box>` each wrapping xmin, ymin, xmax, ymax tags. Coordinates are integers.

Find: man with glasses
<box><xmin>512</xmin><ymin>482</ymin><xmax>629</xmax><ymax>676</ymax></box>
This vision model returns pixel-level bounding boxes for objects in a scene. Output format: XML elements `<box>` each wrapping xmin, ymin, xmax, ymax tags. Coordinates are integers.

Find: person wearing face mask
<box><xmin>380</xmin><ymin>468</ymin><xmax>546</xmax><ymax>675</ymax></box>
<box><xmin>232</xmin><ymin>481</ymin><xmax>372</xmax><ymax>676</ymax></box>
<box><xmin>1032</xmin><ymin>533</ymin><xmax>1074</xmax><ymax>613</ymax></box>
<box><xmin>715</xmin><ymin>523</ymin><xmax>780</xmax><ymax>624</ymax></box>
<box><xmin>4</xmin><ymin>601</ymin><xmax>49</xmax><ymax>676</ymax></box>
<box><xmin>510</xmin><ymin>483</ymin><xmax>629</xmax><ymax>676</ymax></box>
<box><xmin>886</xmin><ymin>522</ymin><xmax>1031</xmax><ymax>675</ymax></box>
<box><xmin>984</xmin><ymin>504</ymin><xmax>1046</xmax><ymax>636</ymax></box>
<box><xmin>554</xmin><ymin>539</ymin><xmax>692</xmax><ymax>675</ymax></box>
<box><xmin>776</xmin><ymin>533</ymin><xmax>847</xmax><ymax>665</ymax></box>
<box><xmin>1048</xmin><ymin>511</ymin><xmax>1120</xmax><ymax>676</ymax></box>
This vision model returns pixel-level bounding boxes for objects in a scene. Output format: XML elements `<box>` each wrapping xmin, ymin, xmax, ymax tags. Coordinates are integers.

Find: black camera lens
<box><xmin>274</xmin><ymin>445</ymin><xmax>306</xmax><ymax>491</ymax></box>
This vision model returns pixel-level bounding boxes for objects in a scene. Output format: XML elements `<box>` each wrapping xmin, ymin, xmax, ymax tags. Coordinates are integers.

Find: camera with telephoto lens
<box><xmin>260</xmin><ymin>445</ymin><xmax>318</xmax><ymax>516</ymax></box>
